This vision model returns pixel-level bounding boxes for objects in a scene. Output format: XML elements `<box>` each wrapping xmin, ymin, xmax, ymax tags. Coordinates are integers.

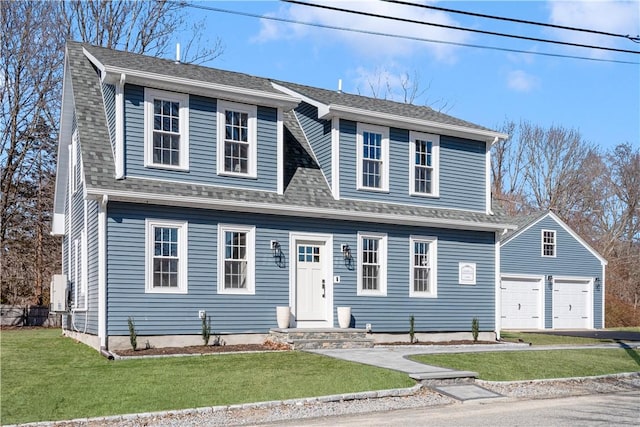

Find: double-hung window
<box><xmin>144</xmin><ymin>88</ymin><xmax>189</xmax><ymax>170</ymax></box>
<box><xmin>357</xmin><ymin>124</ymin><xmax>389</xmax><ymax>192</ymax></box>
<box><xmin>409</xmin><ymin>131</ymin><xmax>439</xmax><ymax>197</ymax></box>
<box><xmin>145</xmin><ymin>219</ymin><xmax>188</xmax><ymax>293</ymax></box>
<box><xmin>217</xmin><ymin>100</ymin><xmax>257</xmax><ymax>178</ymax></box>
<box><xmin>542</xmin><ymin>230</ymin><xmax>556</xmax><ymax>257</ymax></box>
<box><xmin>217</xmin><ymin>224</ymin><xmax>255</xmax><ymax>294</ymax></box>
<box><xmin>410</xmin><ymin>236</ymin><xmax>437</xmax><ymax>298</ymax></box>
<box><xmin>357</xmin><ymin>232</ymin><xmax>387</xmax><ymax>296</ymax></box>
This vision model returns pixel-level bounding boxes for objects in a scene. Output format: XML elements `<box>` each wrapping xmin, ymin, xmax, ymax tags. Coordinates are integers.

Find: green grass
<box><xmin>411</xmin><ymin>348</ymin><xmax>640</xmax><ymax>381</ymax></box>
<box><xmin>0</xmin><ymin>329</ymin><xmax>413</xmax><ymax>425</ymax></box>
<box><xmin>500</xmin><ymin>331</ymin><xmax>613</xmax><ymax>345</ymax></box>
<box><xmin>608</xmin><ymin>327</ymin><xmax>640</xmax><ymax>332</ymax></box>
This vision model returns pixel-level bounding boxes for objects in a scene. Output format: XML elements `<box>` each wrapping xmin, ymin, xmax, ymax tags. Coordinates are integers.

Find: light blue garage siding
<box><xmin>336</xmin><ymin>119</ymin><xmax>487</xmax><ymax>211</ymax></box>
<box><xmin>106</xmin><ymin>202</ymin><xmax>496</xmax><ymax>335</ymax></box>
<box><xmin>294</xmin><ymin>102</ymin><xmax>332</xmax><ymax>189</ymax></box>
<box><xmin>501</xmin><ymin>216</ymin><xmax>604</xmax><ymax>328</ymax></box>
<box><xmin>123</xmin><ymin>84</ymin><xmax>278</xmax><ymax>192</ymax></box>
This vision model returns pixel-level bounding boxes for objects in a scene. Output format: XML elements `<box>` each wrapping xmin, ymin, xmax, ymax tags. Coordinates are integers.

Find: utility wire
<box><xmin>382</xmin><ymin>0</ymin><xmax>640</xmax><ymax>42</ymax></box>
<box><xmin>283</xmin><ymin>0</ymin><xmax>640</xmax><ymax>55</ymax></box>
<box><xmin>179</xmin><ymin>2</ymin><xmax>639</xmax><ymax>65</ymax></box>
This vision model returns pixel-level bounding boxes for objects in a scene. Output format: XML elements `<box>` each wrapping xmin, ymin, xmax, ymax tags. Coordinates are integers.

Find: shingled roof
<box><xmin>60</xmin><ymin>41</ymin><xmax>514</xmax><ymax>231</ymax></box>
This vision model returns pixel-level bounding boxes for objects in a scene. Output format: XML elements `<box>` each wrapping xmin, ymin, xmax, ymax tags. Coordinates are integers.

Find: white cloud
<box><xmin>253</xmin><ymin>1</ymin><xmax>472</xmax><ymax>62</ymax></box>
<box><xmin>546</xmin><ymin>0</ymin><xmax>640</xmax><ymax>58</ymax></box>
<box><xmin>507</xmin><ymin>70</ymin><xmax>540</xmax><ymax>92</ymax></box>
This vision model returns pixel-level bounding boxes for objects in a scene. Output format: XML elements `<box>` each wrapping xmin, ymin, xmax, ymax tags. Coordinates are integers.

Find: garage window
<box><xmin>541</xmin><ymin>230</ymin><xmax>556</xmax><ymax>257</ymax></box>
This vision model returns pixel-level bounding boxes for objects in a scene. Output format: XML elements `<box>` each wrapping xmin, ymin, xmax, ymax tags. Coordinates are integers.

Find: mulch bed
<box><xmin>383</xmin><ymin>340</ymin><xmax>498</xmax><ymax>346</ymax></box>
<box><xmin>114</xmin><ymin>343</ymin><xmax>283</xmax><ymax>357</ymax></box>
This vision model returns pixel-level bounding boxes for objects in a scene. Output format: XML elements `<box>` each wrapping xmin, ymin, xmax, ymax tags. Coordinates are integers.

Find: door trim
<box><xmin>289</xmin><ymin>232</ymin><xmax>334</xmax><ymax>328</ymax></box>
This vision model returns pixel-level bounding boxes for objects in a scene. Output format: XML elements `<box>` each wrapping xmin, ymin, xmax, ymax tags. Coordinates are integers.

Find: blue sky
<box><xmin>178</xmin><ymin>1</ymin><xmax>639</xmax><ymax>150</ymax></box>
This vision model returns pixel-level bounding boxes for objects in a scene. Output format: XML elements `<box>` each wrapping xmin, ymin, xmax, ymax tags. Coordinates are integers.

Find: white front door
<box><xmin>291</xmin><ymin>234</ymin><xmax>333</xmax><ymax>328</ymax></box>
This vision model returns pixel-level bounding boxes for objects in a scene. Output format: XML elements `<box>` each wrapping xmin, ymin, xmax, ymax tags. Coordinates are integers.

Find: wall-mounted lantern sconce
<box><xmin>341</xmin><ymin>243</ymin><xmax>354</xmax><ymax>269</ymax></box>
<box><xmin>546</xmin><ymin>275</ymin><xmax>553</xmax><ymax>289</ymax></box>
<box><xmin>594</xmin><ymin>277</ymin><xmax>600</xmax><ymax>291</ymax></box>
<box><xmin>271</xmin><ymin>240</ymin><xmax>283</xmax><ymax>264</ymax></box>
<box><xmin>547</xmin><ymin>275</ymin><xmax>553</xmax><ymax>281</ymax></box>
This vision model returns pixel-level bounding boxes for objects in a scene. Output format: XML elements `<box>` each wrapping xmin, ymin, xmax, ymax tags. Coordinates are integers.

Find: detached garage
<box><xmin>500</xmin><ymin>211</ymin><xmax>606</xmax><ymax>331</ymax></box>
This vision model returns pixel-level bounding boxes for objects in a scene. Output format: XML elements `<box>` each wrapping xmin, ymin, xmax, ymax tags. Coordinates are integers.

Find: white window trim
<box><xmin>409</xmin><ymin>131</ymin><xmax>439</xmax><ymax>197</ymax></box>
<box><xmin>356</xmin><ymin>123</ymin><xmax>389</xmax><ymax>192</ymax></box>
<box><xmin>217</xmin><ymin>224</ymin><xmax>256</xmax><ymax>295</ymax></box>
<box><xmin>217</xmin><ymin>100</ymin><xmax>258</xmax><ymax>178</ymax></box>
<box><xmin>145</xmin><ymin>219</ymin><xmax>188</xmax><ymax>294</ymax></box>
<box><xmin>357</xmin><ymin>232</ymin><xmax>387</xmax><ymax>296</ymax></box>
<box><xmin>144</xmin><ymin>88</ymin><xmax>190</xmax><ymax>171</ymax></box>
<box><xmin>409</xmin><ymin>236</ymin><xmax>438</xmax><ymax>298</ymax></box>
<box><xmin>541</xmin><ymin>229</ymin><xmax>556</xmax><ymax>258</ymax></box>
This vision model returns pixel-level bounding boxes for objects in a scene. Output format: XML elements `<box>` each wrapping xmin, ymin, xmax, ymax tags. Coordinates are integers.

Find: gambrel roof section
<box><xmin>500</xmin><ymin>211</ymin><xmax>607</xmax><ymax>266</ymax></box>
<box><xmin>54</xmin><ymin>41</ymin><xmax>515</xmax><ymax>232</ymax></box>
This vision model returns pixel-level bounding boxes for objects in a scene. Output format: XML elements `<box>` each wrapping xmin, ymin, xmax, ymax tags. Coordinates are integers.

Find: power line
<box><xmin>381</xmin><ymin>0</ymin><xmax>640</xmax><ymax>43</ymax></box>
<box><xmin>283</xmin><ymin>0</ymin><xmax>640</xmax><ymax>55</ymax></box>
<box><xmin>180</xmin><ymin>2</ymin><xmax>639</xmax><ymax>65</ymax></box>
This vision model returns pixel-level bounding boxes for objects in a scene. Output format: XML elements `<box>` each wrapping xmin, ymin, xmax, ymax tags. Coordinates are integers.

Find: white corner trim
<box><xmin>98</xmin><ymin>195</ymin><xmax>107</xmax><ymax>348</ymax></box>
<box><xmin>115</xmin><ymin>74</ymin><xmax>125</xmax><ymax>179</ymax></box>
<box><xmin>331</xmin><ymin>117</ymin><xmax>340</xmax><ymax>200</ymax></box>
<box><xmin>494</xmin><ymin>233</ymin><xmax>501</xmax><ymax>339</ymax></box>
<box><xmin>277</xmin><ymin>108</ymin><xmax>284</xmax><ymax>195</ymax></box>
<box><xmin>485</xmin><ymin>142</ymin><xmax>492</xmax><ymax>214</ymax></box>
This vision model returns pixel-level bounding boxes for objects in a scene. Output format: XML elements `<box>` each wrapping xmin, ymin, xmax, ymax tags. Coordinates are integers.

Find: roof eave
<box><xmin>86</xmin><ymin>187</ymin><xmax>514</xmax><ymax>232</ymax></box>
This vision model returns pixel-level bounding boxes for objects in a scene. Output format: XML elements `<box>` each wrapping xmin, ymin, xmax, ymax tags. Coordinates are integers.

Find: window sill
<box><xmin>218</xmin><ymin>289</ymin><xmax>255</xmax><ymax>295</ymax></box>
<box><xmin>144</xmin><ymin>163</ymin><xmax>190</xmax><ymax>172</ymax></box>
<box><xmin>217</xmin><ymin>171</ymin><xmax>258</xmax><ymax>180</ymax></box>
<box><xmin>145</xmin><ymin>288</ymin><xmax>188</xmax><ymax>294</ymax></box>
<box><xmin>356</xmin><ymin>291</ymin><xmax>387</xmax><ymax>297</ymax></box>
<box><xmin>409</xmin><ymin>292</ymin><xmax>438</xmax><ymax>299</ymax></box>
<box><xmin>356</xmin><ymin>187</ymin><xmax>389</xmax><ymax>194</ymax></box>
<box><xmin>409</xmin><ymin>192</ymin><xmax>440</xmax><ymax>198</ymax></box>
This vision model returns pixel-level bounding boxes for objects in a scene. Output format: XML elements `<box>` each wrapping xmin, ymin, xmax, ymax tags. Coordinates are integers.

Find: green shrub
<box><xmin>127</xmin><ymin>317</ymin><xmax>138</xmax><ymax>351</ymax></box>
<box><xmin>471</xmin><ymin>317</ymin><xmax>479</xmax><ymax>342</ymax></box>
<box><xmin>202</xmin><ymin>313</ymin><xmax>211</xmax><ymax>345</ymax></box>
<box><xmin>409</xmin><ymin>315</ymin><xmax>415</xmax><ymax>343</ymax></box>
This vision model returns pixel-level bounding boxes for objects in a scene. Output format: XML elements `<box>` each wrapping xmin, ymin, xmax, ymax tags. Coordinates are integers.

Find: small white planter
<box><xmin>337</xmin><ymin>306</ymin><xmax>351</xmax><ymax>329</ymax></box>
<box><xmin>276</xmin><ymin>306</ymin><xmax>291</xmax><ymax>329</ymax></box>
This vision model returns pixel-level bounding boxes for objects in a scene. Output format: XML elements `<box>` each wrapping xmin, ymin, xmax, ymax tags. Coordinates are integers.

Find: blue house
<box><xmin>500</xmin><ymin>211</ymin><xmax>606</xmax><ymax>330</ymax></box>
<box><xmin>52</xmin><ymin>42</ymin><xmax>515</xmax><ymax>351</ymax></box>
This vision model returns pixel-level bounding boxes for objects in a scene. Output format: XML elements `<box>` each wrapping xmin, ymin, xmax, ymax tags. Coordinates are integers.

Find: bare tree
<box><xmin>491</xmin><ymin>120</ymin><xmax>528</xmax><ymax>215</ymax></box>
<box><xmin>61</xmin><ymin>0</ymin><xmax>223</xmax><ymax>63</ymax></box>
<box><xmin>1</xmin><ymin>0</ymin><xmax>224</xmax><ymax>305</ymax></box>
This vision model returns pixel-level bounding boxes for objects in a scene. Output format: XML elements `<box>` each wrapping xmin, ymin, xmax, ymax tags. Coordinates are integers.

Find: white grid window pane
<box><xmin>362</xmin><ymin>131</ymin><xmax>382</xmax><ymax>188</ymax></box>
<box><xmin>224</xmin><ymin>231</ymin><xmax>247</xmax><ymax>289</ymax></box>
<box><xmin>543</xmin><ymin>231</ymin><xmax>555</xmax><ymax>256</ymax></box>
<box><xmin>152</xmin><ymin>226</ymin><xmax>179</xmax><ymax>288</ymax></box>
<box><xmin>414</xmin><ymin>139</ymin><xmax>433</xmax><ymax>194</ymax></box>
<box><xmin>224</xmin><ymin>110</ymin><xmax>249</xmax><ymax>173</ymax></box>
<box><xmin>152</xmin><ymin>99</ymin><xmax>181</xmax><ymax>166</ymax></box>
<box><xmin>362</xmin><ymin>238</ymin><xmax>380</xmax><ymax>291</ymax></box>
<box><xmin>413</xmin><ymin>241</ymin><xmax>431</xmax><ymax>293</ymax></box>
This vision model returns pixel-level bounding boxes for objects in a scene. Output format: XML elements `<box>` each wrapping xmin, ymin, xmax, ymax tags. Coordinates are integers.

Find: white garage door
<box><xmin>553</xmin><ymin>278</ymin><xmax>591</xmax><ymax>329</ymax></box>
<box><xmin>501</xmin><ymin>276</ymin><xmax>543</xmax><ymax>329</ymax></box>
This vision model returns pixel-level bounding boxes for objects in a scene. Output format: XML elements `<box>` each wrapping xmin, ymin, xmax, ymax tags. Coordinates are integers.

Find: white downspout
<box><xmin>98</xmin><ymin>194</ymin><xmax>108</xmax><ymax>349</ymax></box>
<box><xmin>115</xmin><ymin>73</ymin><xmax>125</xmax><ymax>179</ymax></box>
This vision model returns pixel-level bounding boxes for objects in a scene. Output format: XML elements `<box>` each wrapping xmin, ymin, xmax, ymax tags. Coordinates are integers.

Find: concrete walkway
<box><xmin>309</xmin><ymin>342</ymin><xmax>639</xmax><ymax>401</ymax></box>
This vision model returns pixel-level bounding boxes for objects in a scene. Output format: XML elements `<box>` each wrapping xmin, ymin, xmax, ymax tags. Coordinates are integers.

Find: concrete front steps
<box><xmin>269</xmin><ymin>328</ymin><xmax>374</xmax><ymax>350</ymax></box>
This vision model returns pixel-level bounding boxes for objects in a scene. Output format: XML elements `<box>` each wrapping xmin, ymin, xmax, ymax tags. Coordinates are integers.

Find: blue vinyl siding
<box><xmin>106</xmin><ymin>202</ymin><xmax>495</xmax><ymax>335</ymax></box>
<box><xmin>501</xmin><ymin>216</ymin><xmax>604</xmax><ymax>328</ymax></box>
<box><xmin>336</xmin><ymin>119</ymin><xmax>486</xmax><ymax>211</ymax></box>
<box><xmin>294</xmin><ymin>103</ymin><xmax>332</xmax><ymax>189</ymax></box>
<box><xmin>124</xmin><ymin>84</ymin><xmax>277</xmax><ymax>191</ymax></box>
<box><xmin>101</xmin><ymin>82</ymin><xmax>116</xmax><ymax>155</ymax></box>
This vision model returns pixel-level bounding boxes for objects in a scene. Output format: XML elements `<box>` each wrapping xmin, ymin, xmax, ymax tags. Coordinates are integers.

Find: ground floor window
<box><xmin>145</xmin><ymin>219</ymin><xmax>188</xmax><ymax>293</ymax></box>
<box><xmin>218</xmin><ymin>224</ymin><xmax>255</xmax><ymax>294</ymax></box>
<box><xmin>357</xmin><ymin>232</ymin><xmax>387</xmax><ymax>296</ymax></box>
<box><xmin>410</xmin><ymin>236</ymin><xmax>437</xmax><ymax>297</ymax></box>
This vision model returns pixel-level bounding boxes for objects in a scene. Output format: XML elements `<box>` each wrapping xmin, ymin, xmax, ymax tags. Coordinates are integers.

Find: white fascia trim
<box><xmin>601</xmin><ymin>264</ymin><xmax>606</xmax><ymax>328</ymax></box>
<box><xmin>53</xmin><ymin>57</ymin><xmax>74</xmax><ymax>219</ymax></box>
<box><xmin>82</xmin><ymin>47</ymin><xmax>107</xmax><ymax>81</ymax></box>
<box><xmin>326</xmin><ymin>104</ymin><xmax>508</xmax><ymax>143</ymax></box>
<box><xmin>88</xmin><ymin>60</ymin><xmax>300</xmax><ymax>109</ymax></box>
<box><xmin>331</xmin><ymin>117</ymin><xmax>340</xmax><ymax>200</ymax></box>
<box><xmin>115</xmin><ymin>73</ymin><xmax>125</xmax><ymax>179</ymax></box>
<box><xmin>277</xmin><ymin>108</ymin><xmax>284</xmax><ymax>195</ymax></box>
<box><xmin>272</xmin><ymin>83</ymin><xmax>329</xmax><ymax>116</ymax></box>
<box><xmin>87</xmin><ymin>188</ymin><xmax>516</xmax><ymax>232</ymax></box>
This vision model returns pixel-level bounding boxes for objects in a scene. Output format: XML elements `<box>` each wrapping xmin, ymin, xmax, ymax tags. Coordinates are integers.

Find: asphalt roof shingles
<box><xmin>68</xmin><ymin>42</ymin><xmax>511</xmax><ymax>229</ymax></box>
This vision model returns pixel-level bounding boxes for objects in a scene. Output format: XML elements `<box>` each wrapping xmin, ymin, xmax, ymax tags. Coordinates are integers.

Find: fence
<box><xmin>0</xmin><ymin>305</ymin><xmax>61</xmax><ymax>327</ymax></box>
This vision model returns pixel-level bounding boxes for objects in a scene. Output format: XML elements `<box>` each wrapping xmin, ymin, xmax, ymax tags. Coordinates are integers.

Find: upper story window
<box><xmin>409</xmin><ymin>131</ymin><xmax>439</xmax><ymax>197</ymax></box>
<box><xmin>357</xmin><ymin>123</ymin><xmax>389</xmax><ymax>192</ymax></box>
<box><xmin>410</xmin><ymin>236</ymin><xmax>437</xmax><ymax>298</ymax></box>
<box><xmin>144</xmin><ymin>88</ymin><xmax>189</xmax><ymax>170</ymax></box>
<box><xmin>217</xmin><ymin>224</ymin><xmax>255</xmax><ymax>294</ymax></box>
<box><xmin>145</xmin><ymin>219</ymin><xmax>188</xmax><ymax>294</ymax></box>
<box><xmin>542</xmin><ymin>229</ymin><xmax>556</xmax><ymax>257</ymax></box>
<box><xmin>217</xmin><ymin>100</ymin><xmax>257</xmax><ymax>178</ymax></box>
<box><xmin>357</xmin><ymin>232</ymin><xmax>387</xmax><ymax>296</ymax></box>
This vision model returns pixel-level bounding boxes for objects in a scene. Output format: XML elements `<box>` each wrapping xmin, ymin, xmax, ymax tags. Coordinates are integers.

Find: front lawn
<box><xmin>411</xmin><ymin>348</ymin><xmax>640</xmax><ymax>381</ymax></box>
<box><xmin>500</xmin><ymin>331</ymin><xmax>613</xmax><ymax>345</ymax></box>
<box><xmin>0</xmin><ymin>329</ymin><xmax>413</xmax><ymax>425</ymax></box>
